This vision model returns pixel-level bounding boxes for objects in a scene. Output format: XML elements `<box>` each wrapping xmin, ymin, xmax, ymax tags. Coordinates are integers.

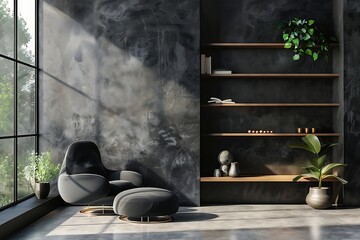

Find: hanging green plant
<box><xmin>279</xmin><ymin>18</ymin><xmax>335</xmax><ymax>61</ymax></box>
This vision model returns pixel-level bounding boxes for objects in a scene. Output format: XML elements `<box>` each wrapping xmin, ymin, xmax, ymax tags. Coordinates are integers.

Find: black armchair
<box><xmin>58</xmin><ymin>141</ymin><xmax>142</xmax><ymax>205</ymax></box>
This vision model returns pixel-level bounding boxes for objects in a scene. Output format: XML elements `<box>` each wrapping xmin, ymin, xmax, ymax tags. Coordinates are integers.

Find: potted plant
<box><xmin>23</xmin><ymin>151</ymin><xmax>61</xmax><ymax>199</ymax></box>
<box><xmin>279</xmin><ymin>18</ymin><xmax>335</xmax><ymax>61</ymax></box>
<box><xmin>290</xmin><ymin>134</ymin><xmax>347</xmax><ymax>209</ymax></box>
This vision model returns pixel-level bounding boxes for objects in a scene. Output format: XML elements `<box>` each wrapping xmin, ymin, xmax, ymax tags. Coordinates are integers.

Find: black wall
<box><xmin>39</xmin><ymin>0</ymin><xmax>200</xmax><ymax>205</ymax></box>
<box><xmin>344</xmin><ymin>0</ymin><xmax>360</xmax><ymax>206</ymax></box>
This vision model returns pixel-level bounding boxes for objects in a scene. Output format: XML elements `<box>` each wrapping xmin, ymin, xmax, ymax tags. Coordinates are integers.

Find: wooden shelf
<box><xmin>201</xmin><ymin>73</ymin><xmax>340</xmax><ymax>78</ymax></box>
<box><xmin>202</xmin><ymin>103</ymin><xmax>339</xmax><ymax>107</ymax></box>
<box><xmin>200</xmin><ymin>175</ymin><xmax>339</xmax><ymax>182</ymax></box>
<box><xmin>201</xmin><ymin>42</ymin><xmax>339</xmax><ymax>49</ymax></box>
<box><xmin>205</xmin><ymin>133</ymin><xmax>340</xmax><ymax>137</ymax></box>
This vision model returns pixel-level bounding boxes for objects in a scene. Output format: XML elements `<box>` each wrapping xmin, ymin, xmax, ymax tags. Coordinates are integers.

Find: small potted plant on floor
<box><xmin>23</xmin><ymin>151</ymin><xmax>61</xmax><ymax>199</ymax></box>
<box><xmin>289</xmin><ymin>134</ymin><xmax>347</xmax><ymax>209</ymax></box>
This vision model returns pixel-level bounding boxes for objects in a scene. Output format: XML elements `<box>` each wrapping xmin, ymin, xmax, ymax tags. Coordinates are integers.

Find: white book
<box><xmin>208</xmin><ymin>97</ymin><xmax>235</xmax><ymax>104</ymax></box>
<box><xmin>201</xmin><ymin>54</ymin><xmax>206</xmax><ymax>74</ymax></box>
<box><xmin>206</xmin><ymin>56</ymin><xmax>212</xmax><ymax>74</ymax></box>
<box><xmin>212</xmin><ymin>69</ymin><xmax>232</xmax><ymax>74</ymax></box>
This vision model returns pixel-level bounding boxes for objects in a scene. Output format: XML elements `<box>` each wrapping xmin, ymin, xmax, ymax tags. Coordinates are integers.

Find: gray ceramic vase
<box><xmin>305</xmin><ymin>187</ymin><xmax>332</xmax><ymax>209</ymax></box>
<box><xmin>218</xmin><ymin>150</ymin><xmax>233</xmax><ymax>165</ymax></box>
<box><xmin>229</xmin><ymin>162</ymin><xmax>240</xmax><ymax>177</ymax></box>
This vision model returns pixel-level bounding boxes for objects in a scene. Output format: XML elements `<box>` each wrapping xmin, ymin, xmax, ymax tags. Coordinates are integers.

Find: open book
<box><xmin>207</xmin><ymin>97</ymin><xmax>235</xmax><ymax>104</ymax></box>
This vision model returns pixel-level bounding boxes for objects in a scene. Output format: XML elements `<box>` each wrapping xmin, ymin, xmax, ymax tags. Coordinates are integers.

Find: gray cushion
<box><xmin>109</xmin><ymin>180</ymin><xmax>136</xmax><ymax>195</ymax></box>
<box><xmin>113</xmin><ymin>187</ymin><xmax>179</xmax><ymax>217</ymax></box>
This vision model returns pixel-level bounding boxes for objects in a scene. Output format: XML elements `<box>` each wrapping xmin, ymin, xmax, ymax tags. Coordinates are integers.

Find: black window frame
<box><xmin>0</xmin><ymin>0</ymin><xmax>39</xmax><ymax>211</ymax></box>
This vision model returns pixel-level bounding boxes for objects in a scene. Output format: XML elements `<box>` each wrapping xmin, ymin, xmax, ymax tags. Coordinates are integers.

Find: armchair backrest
<box><xmin>63</xmin><ymin>141</ymin><xmax>107</xmax><ymax>178</ymax></box>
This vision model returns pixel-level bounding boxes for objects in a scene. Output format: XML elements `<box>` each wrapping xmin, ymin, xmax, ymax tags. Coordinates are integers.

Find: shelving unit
<box><xmin>205</xmin><ymin>133</ymin><xmax>340</xmax><ymax>137</ymax></box>
<box><xmin>200</xmin><ymin>0</ymin><xmax>342</xmax><ymax>204</ymax></box>
<box><xmin>201</xmin><ymin>73</ymin><xmax>339</xmax><ymax>78</ymax></box>
<box><xmin>201</xmin><ymin>175</ymin><xmax>339</xmax><ymax>182</ymax></box>
<box><xmin>201</xmin><ymin>42</ymin><xmax>339</xmax><ymax>49</ymax></box>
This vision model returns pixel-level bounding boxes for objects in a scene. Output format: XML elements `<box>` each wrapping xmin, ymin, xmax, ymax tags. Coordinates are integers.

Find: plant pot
<box><xmin>35</xmin><ymin>182</ymin><xmax>50</xmax><ymax>199</ymax></box>
<box><xmin>306</xmin><ymin>187</ymin><xmax>332</xmax><ymax>209</ymax></box>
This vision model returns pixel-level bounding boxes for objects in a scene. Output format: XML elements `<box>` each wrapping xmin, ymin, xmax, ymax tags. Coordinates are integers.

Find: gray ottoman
<box><xmin>113</xmin><ymin>187</ymin><xmax>179</xmax><ymax>222</ymax></box>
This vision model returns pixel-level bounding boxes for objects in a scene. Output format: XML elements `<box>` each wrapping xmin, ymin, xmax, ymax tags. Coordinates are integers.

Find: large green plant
<box><xmin>290</xmin><ymin>134</ymin><xmax>347</xmax><ymax>188</ymax></box>
<box><xmin>23</xmin><ymin>151</ymin><xmax>60</xmax><ymax>184</ymax></box>
<box><xmin>280</xmin><ymin>18</ymin><xmax>334</xmax><ymax>61</ymax></box>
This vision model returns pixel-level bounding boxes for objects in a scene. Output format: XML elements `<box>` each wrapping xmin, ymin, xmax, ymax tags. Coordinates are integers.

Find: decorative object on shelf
<box><xmin>212</xmin><ymin>69</ymin><xmax>232</xmax><ymax>74</ymax></box>
<box><xmin>23</xmin><ymin>151</ymin><xmax>61</xmax><ymax>199</ymax></box>
<box><xmin>304</xmin><ymin>127</ymin><xmax>309</xmax><ymax>134</ymax></box>
<box><xmin>218</xmin><ymin>150</ymin><xmax>233</xmax><ymax>165</ymax></box>
<box><xmin>289</xmin><ymin>134</ymin><xmax>347</xmax><ymax>209</ymax></box>
<box><xmin>221</xmin><ymin>164</ymin><xmax>229</xmax><ymax>176</ymax></box>
<box><xmin>208</xmin><ymin>97</ymin><xmax>235</xmax><ymax>104</ymax></box>
<box><xmin>247</xmin><ymin>130</ymin><xmax>273</xmax><ymax>134</ymax></box>
<box><xmin>311</xmin><ymin>128</ymin><xmax>316</xmax><ymax>133</ymax></box>
<box><xmin>214</xmin><ymin>169</ymin><xmax>222</xmax><ymax>177</ymax></box>
<box><xmin>297</xmin><ymin>128</ymin><xmax>302</xmax><ymax>133</ymax></box>
<box><xmin>229</xmin><ymin>162</ymin><xmax>240</xmax><ymax>177</ymax></box>
<box><xmin>206</xmin><ymin>56</ymin><xmax>212</xmax><ymax>74</ymax></box>
<box><xmin>280</xmin><ymin>18</ymin><xmax>335</xmax><ymax>61</ymax></box>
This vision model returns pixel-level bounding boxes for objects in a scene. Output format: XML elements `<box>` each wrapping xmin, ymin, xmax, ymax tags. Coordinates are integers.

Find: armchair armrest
<box><xmin>120</xmin><ymin>170</ymin><xmax>142</xmax><ymax>187</ymax></box>
<box><xmin>58</xmin><ymin>172</ymin><xmax>110</xmax><ymax>205</ymax></box>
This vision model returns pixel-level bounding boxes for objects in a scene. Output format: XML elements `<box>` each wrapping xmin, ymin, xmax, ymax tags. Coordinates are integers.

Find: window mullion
<box><xmin>13</xmin><ymin>0</ymin><xmax>18</xmax><ymax>202</ymax></box>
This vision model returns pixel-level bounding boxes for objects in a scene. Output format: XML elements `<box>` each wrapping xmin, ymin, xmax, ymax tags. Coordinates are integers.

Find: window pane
<box><xmin>18</xmin><ymin>64</ymin><xmax>35</xmax><ymax>134</ymax></box>
<box><xmin>17</xmin><ymin>136</ymin><xmax>35</xmax><ymax>199</ymax></box>
<box><xmin>0</xmin><ymin>58</ymin><xmax>14</xmax><ymax>136</ymax></box>
<box><xmin>17</xmin><ymin>0</ymin><xmax>35</xmax><ymax>65</ymax></box>
<box><xmin>0</xmin><ymin>138</ymin><xmax>14</xmax><ymax>207</ymax></box>
<box><xmin>0</xmin><ymin>0</ymin><xmax>14</xmax><ymax>58</ymax></box>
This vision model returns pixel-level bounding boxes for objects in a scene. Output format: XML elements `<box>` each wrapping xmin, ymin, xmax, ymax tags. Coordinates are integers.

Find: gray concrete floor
<box><xmin>8</xmin><ymin>205</ymin><xmax>360</xmax><ymax>240</ymax></box>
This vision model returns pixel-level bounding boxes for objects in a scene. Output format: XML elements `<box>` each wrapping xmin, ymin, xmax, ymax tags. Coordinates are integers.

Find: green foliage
<box><xmin>23</xmin><ymin>151</ymin><xmax>60</xmax><ymax>183</ymax></box>
<box><xmin>289</xmin><ymin>134</ymin><xmax>347</xmax><ymax>188</ymax></box>
<box><xmin>280</xmin><ymin>18</ymin><xmax>335</xmax><ymax>61</ymax></box>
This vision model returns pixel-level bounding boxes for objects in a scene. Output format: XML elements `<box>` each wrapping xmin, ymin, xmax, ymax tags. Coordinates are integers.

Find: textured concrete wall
<box><xmin>39</xmin><ymin>0</ymin><xmax>200</xmax><ymax>205</ymax></box>
<box><xmin>344</xmin><ymin>0</ymin><xmax>360</xmax><ymax>206</ymax></box>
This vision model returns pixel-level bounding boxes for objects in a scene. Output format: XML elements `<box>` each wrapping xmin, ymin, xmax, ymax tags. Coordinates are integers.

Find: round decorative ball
<box><xmin>218</xmin><ymin>150</ymin><xmax>233</xmax><ymax>165</ymax></box>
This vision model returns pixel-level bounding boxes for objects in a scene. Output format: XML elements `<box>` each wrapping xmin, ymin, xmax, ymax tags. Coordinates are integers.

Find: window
<box><xmin>0</xmin><ymin>0</ymin><xmax>38</xmax><ymax>209</ymax></box>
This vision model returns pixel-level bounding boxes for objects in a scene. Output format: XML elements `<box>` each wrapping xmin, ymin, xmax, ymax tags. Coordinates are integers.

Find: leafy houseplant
<box><xmin>280</xmin><ymin>18</ymin><xmax>335</xmax><ymax>61</ymax></box>
<box><xmin>23</xmin><ymin>151</ymin><xmax>61</xmax><ymax>199</ymax></box>
<box><xmin>289</xmin><ymin>134</ymin><xmax>347</xmax><ymax>209</ymax></box>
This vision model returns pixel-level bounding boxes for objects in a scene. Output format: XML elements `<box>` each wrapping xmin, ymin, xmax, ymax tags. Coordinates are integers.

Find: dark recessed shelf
<box><xmin>202</xmin><ymin>103</ymin><xmax>339</xmax><ymax>107</ymax></box>
<box><xmin>200</xmin><ymin>175</ymin><xmax>339</xmax><ymax>182</ymax></box>
<box><xmin>205</xmin><ymin>133</ymin><xmax>340</xmax><ymax>137</ymax></box>
<box><xmin>201</xmin><ymin>73</ymin><xmax>340</xmax><ymax>78</ymax></box>
<box><xmin>201</xmin><ymin>42</ymin><xmax>339</xmax><ymax>49</ymax></box>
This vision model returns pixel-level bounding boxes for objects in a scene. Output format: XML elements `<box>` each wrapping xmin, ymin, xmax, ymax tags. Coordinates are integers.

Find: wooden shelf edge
<box><xmin>201</xmin><ymin>73</ymin><xmax>340</xmax><ymax>78</ymax></box>
<box><xmin>205</xmin><ymin>133</ymin><xmax>340</xmax><ymax>137</ymax></box>
<box><xmin>202</xmin><ymin>103</ymin><xmax>339</xmax><ymax>107</ymax></box>
<box><xmin>201</xmin><ymin>42</ymin><xmax>339</xmax><ymax>49</ymax></box>
<box><xmin>200</xmin><ymin>175</ymin><xmax>339</xmax><ymax>182</ymax></box>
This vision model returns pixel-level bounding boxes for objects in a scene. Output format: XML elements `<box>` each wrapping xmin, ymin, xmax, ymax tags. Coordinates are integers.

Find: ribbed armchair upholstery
<box><xmin>58</xmin><ymin>141</ymin><xmax>142</xmax><ymax>205</ymax></box>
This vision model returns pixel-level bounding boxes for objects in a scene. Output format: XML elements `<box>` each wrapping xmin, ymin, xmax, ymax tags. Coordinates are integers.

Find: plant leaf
<box><xmin>308</xmin><ymin>28</ymin><xmax>314</xmax><ymax>35</ymax></box>
<box><xmin>289</xmin><ymin>143</ymin><xmax>315</xmax><ymax>153</ymax></box>
<box><xmin>305</xmin><ymin>49</ymin><xmax>312</xmax><ymax>56</ymax></box>
<box><xmin>321</xmin><ymin>163</ymin><xmax>347</xmax><ymax>175</ymax></box>
<box><xmin>293</xmin><ymin>54</ymin><xmax>300</xmax><ymax>61</ymax></box>
<box><xmin>313</xmin><ymin>52</ymin><xmax>318</xmax><ymax>61</ymax></box>
<box><xmin>322</xmin><ymin>175</ymin><xmax>348</xmax><ymax>184</ymax></box>
<box><xmin>317</xmin><ymin>155</ymin><xmax>327</xmax><ymax>168</ymax></box>
<box><xmin>284</xmin><ymin>42</ymin><xmax>292</xmax><ymax>48</ymax></box>
<box><xmin>292</xmin><ymin>38</ymin><xmax>300</xmax><ymax>47</ymax></box>
<box><xmin>304</xmin><ymin>166</ymin><xmax>320</xmax><ymax>173</ymax></box>
<box><xmin>283</xmin><ymin>33</ymin><xmax>289</xmax><ymax>41</ymax></box>
<box><xmin>301</xmin><ymin>28</ymin><xmax>306</xmax><ymax>33</ymax></box>
<box><xmin>305</xmin><ymin>134</ymin><xmax>321</xmax><ymax>153</ymax></box>
<box><xmin>304</xmin><ymin>33</ymin><xmax>311</xmax><ymax>40</ymax></box>
<box><xmin>292</xmin><ymin>175</ymin><xmax>303</xmax><ymax>182</ymax></box>
<box><xmin>308</xmin><ymin>19</ymin><xmax>315</xmax><ymax>26</ymax></box>
<box><xmin>320</xmin><ymin>143</ymin><xmax>338</xmax><ymax>154</ymax></box>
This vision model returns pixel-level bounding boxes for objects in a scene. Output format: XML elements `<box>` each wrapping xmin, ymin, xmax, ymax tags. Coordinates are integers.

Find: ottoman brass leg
<box><xmin>119</xmin><ymin>215</ymin><xmax>173</xmax><ymax>224</ymax></box>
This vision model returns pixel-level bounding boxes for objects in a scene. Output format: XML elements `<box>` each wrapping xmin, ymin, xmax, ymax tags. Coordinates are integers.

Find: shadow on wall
<box><xmin>40</xmin><ymin>0</ymin><xmax>199</xmax><ymax>205</ymax></box>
